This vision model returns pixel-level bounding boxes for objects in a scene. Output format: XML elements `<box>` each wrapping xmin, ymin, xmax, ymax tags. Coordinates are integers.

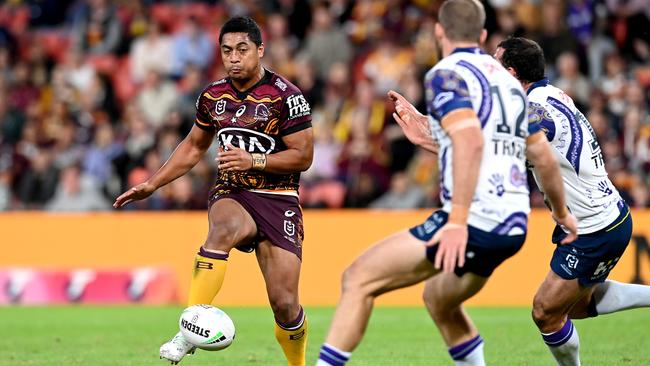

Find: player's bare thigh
<box><xmin>343</xmin><ymin>229</ymin><xmax>438</xmax><ymax>297</ymax></box>
<box><xmin>256</xmin><ymin>239</ymin><xmax>302</xmax><ymax>322</ymax></box>
<box><xmin>204</xmin><ymin>198</ymin><xmax>258</xmax><ymax>252</ymax></box>
<box><xmin>424</xmin><ymin>271</ymin><xmax>487</xmax><ymax>310</ymax></box>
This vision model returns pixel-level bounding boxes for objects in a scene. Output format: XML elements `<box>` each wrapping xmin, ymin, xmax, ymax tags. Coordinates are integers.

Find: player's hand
<box><xmin>217</xmin><ymin>144</ymin><xmax>253</xmax><ymax>172</ymax></box>
<box><xmin>427</xmin><ymin>223</ymin><xmax>468</xmax><ymax>273</ymax></box>
<box><xmin>553</xmin><ymin>212</ymin><xmax>578</xmax><ymax>245</ymax></box>
<box><xmin>388</xmin><ymin>90</ymin><xmax>438</xmax><ymax>153</ymax></box>
<box><xmin>113</xmin><ymin>182</ymin><xmax>156</xmax><ymax>208</ymax></box>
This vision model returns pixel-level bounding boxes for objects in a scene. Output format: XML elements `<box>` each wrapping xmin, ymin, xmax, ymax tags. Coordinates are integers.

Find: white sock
<box><xmin>593</xmin><ymin>280</ymin><xmax>650</xmax><ymax>315</ymax></box>
<box><xmin>542</xmin><ymin>320</ymin><xmax>580</xmax><ymax>366</ymax></box>
<box><xmin>316</xmin><ymin>343</ymin><xmax>351</xmax><ymax>366</ymax></box>
<box><xmin>449</xmin><ymin>335</ymin><xmax>485</xmax><ymax>366</ymax></box>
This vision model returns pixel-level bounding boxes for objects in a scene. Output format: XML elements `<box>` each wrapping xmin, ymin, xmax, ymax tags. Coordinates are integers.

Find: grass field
<box><xmin>2</xmin><ymin>306</ymin><xmax>649</xmax><ymax>365</ymax></box>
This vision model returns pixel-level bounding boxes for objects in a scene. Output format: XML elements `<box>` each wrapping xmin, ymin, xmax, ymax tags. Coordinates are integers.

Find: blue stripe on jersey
<box><xmin>528</xmin><ymin>101</ymin><xmax>556</xmax><ymax>140</ymax></box>
<box><xmin>440</xmin><ymin>146</ymin><xmax>451</xmax><ymax>201</ymax></box>
<box><xmin>547</xmin><ymin>96</ymin><xmax>583</xmax><ymax>174</ymax></box>
<box><xmin>526</xmin><ymin>78</ymin><xmax>550</xmax><ymax>95</ymax></box>
<box><xmin>491</xmin><ymin>212</ymin><xmax>528</xmax><ymax>235</ymax></box>
<box><xmin>456</xmin><ymin>60</ymin><xmax>491</xmax><ymax>127</ymax></box>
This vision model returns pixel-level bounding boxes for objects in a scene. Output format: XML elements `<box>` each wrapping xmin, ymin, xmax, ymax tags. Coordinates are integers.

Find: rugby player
<box><xmin>495</xmin><ymin>37</ymin><xmax>650</xmax><ymax>366</ymax></box>
<box><xmin>114</xmin><ymin>16</ymin><xmax>313</xmax><ymax>365</ymax></box>
<box><xmin>315</xmin><ymin>1</ymin><xmax>577</xmax><ymax>365</ymax></box>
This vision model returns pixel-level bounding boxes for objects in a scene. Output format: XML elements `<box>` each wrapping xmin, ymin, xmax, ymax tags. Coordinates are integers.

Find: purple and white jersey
<box><xmin>424</xmin><ymin>47</ymin><xmax>533</xmax><ymax>235</ymax></box>
<box><xmin>527</xmin><ymin>79</ymin><xmax>622</xmax><ymax>234</ymax></box>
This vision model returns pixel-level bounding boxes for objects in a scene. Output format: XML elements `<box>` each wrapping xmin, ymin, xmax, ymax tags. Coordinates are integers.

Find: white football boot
<box><xmin>159</xmin><ymin>331</ymin><xmax>196</xmax><ymax>365</ymax></box>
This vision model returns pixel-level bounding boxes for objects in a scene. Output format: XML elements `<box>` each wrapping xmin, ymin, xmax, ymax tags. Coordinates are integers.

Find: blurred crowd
<box><xmin>0</xmin><ymin>0</ymin><xmax>647</xmax><ymax>211</ymax></box>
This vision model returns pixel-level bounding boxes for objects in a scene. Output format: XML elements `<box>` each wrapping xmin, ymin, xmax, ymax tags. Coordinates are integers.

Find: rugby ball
<box><xmin>179</xmin><ymin>304</ymin><xmax>235</xmax><ymax>351</ymax></box>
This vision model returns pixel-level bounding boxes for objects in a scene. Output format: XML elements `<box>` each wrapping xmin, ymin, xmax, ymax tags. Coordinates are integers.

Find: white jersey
<box><xmin>424</xmin><ymin>47</ymin><xmax>533</xmax><ymax>235</ymax></box>
<box><xmin>527</xmin><ymin>79</ymin><xmax>623</xmax><ymax>234</ymax></box>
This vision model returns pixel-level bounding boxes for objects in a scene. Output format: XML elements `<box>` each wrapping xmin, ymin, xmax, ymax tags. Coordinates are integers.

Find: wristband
<box><xmin>251</xmin><ymin>153</ymin><xmax>267</xmax><ymax>171</ymax></box>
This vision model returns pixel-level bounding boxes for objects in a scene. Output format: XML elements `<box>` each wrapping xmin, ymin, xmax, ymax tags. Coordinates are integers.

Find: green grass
<box><xmin>1</xmin><ymin>306</ymin><xmax>649</xmax><ymax>365</ymax></box>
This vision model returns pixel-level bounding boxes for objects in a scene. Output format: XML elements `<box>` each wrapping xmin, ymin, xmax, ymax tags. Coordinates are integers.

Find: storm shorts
<box><xmin>409</xmin><ymin>210</ymin><xmax>526</xmax><ymax>277</ymax></box>
<box><xmin>208</xmin><ymin>185</ymin><xmax>304</xmax><ymax>259</ymax></box>
<box><xmin>550</xmin><ymin>201</ymin><xmax>632</xmax><ymax>287</ymax></box>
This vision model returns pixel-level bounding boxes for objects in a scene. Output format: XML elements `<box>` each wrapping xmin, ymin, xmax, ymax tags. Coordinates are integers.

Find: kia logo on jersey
<box><xmin>217</xmin><ymin>127</ymin><xmax>275</xmax><ymax>154</ymax></box>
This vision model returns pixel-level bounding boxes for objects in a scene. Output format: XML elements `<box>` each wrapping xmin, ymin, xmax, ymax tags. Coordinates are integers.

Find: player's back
<box><xmin>425</xmin><ymin>47</ymin><xmax>530</xmax><ymax>235</ymax></box>
<box><xmin>527</xmin><ymin>80</ymin><xmax>623</xmax><ymax>233</ymax></box>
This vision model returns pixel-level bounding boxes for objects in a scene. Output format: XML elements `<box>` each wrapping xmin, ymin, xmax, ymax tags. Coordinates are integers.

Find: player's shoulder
<box><xmin>199</xmin><ymin>77</ymin><xmax>231</xmax><ymax>99</ymax></box>
<box><xmin>267</xmin><ymin>70</ymin><xmax>302</xmax><ymax>97</ymax></box>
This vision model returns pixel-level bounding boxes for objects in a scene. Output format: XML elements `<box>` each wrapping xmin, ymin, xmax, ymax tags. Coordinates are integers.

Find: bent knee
<box><xmin>341</xmin><ymin>262</ymin><xmax>372</xmax><ymax>296</ymax></box>
<box><xmin>269</xmin><ymin>296</ymin><xmax>299</xmax><ymax>320</ymax></box>
<box><xmin>532</xmin><ymin>298</ymin><xmax>564</xmax><ymax>331</ymax></box>
<box><xmin>205</xmin><ymin>218</ymin><xmax>253</xmax><ymax>249</ymax></box>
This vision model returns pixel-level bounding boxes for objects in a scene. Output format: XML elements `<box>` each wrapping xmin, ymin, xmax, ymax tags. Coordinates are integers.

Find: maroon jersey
<box><xmin>195</xmin><ymin>69</ymin><xmax>312</xmax><ymax>192</ymax></box>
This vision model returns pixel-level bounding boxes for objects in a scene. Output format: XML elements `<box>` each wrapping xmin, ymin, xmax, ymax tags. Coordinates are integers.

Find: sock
<box><xmin>275</xmin><ymin>306</ymin><xmax>308</xmax><ymax>366</ymax></box>
<box><xmin>187</xmin><ymin>247</ymin><xmax>228</xmax><ymax>305</ymax></box>
<box><xmin>448</xmin><ymin>335</ymin><xmax>485</xmax><ymax>366</ymax></box>
<box><xmin>590</xmin><ymin>280</ymin><xmax>650</xmax><ymax>316</ymax></box>
<box><xmin>316</xmin><ymin>343</ymin><xmax>351</xmax><ymax>366</ymax></box>
<box><xmin>542</xmin><ymin>320</ymin><xmax>581</xmax><ymax>366</ymax></box>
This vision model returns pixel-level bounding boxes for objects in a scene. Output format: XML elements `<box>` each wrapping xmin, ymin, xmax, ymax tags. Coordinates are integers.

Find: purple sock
<box><xmin>542</xmin><ymin>320</ymin><xmax>574</xmax><ymax>347</ymax></box>
<box><xmin>448</xmin><ymin>335</ymin><xmax>484</xmax><ymax>361</ymax></box>
<box><xmin>317</xmin><ymin>344</ymin><xmax>350</xmax><ymax>366</ymax></box>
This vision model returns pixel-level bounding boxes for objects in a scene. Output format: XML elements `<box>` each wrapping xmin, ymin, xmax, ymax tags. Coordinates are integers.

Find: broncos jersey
<box><xmin>425</xmin><ymin>47</ymin><xmax>537</xmax><ymax>235</ymax></box>
<box><xmin>195</xmin><ymin>69</ymin><xmax>311</xmax><ymax>194</ymax></box>
<box><xmin>527</xmin><ymin>78</ymin><xmax>622</xmax><ymax>234</ymax></box>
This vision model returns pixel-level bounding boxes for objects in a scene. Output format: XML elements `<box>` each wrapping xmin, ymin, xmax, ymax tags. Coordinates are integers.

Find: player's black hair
<box><xmin>219</xmin><ymin>16</ymin><xmax>263</xmax><ymax>46</ymax></box>
<box><xmin>497</xmin><ymin>37</ymin><xmax>545</xmax><ymax>84</ymax></box>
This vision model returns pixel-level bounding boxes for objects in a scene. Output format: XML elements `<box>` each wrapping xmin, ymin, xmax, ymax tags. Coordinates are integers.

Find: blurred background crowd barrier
<box><xmin>2</xmin><ymin>210</ymin><xmax>650</xmax><ymax>306</ymax></box>
<box><xmin>0</xmin><ymin>0</ymin><xmax>647</xmax><ymax>211</ymax></box>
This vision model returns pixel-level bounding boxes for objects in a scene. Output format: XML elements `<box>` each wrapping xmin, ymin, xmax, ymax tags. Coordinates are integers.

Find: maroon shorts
<box><xmin>208</xmin><ymin>185</ymin><xmax>304</xmax><ymax>259</ymax></box>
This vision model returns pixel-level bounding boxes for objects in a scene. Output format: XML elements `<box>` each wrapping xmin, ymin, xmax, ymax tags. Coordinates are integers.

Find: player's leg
<box><xmin>256</xmin><ymin>240</ymin><xmax>306</xmax><ymax>366</ymax></box>
<box><xmin>160</xmin><ymin>196</ymin><xmax>257</xmax><ymax>364</ymax></box>
<box><xmin>316</xmin><ymin>230</ymin><xmax>437</xmax><ymax>366</ymax></box>
<box><xmin>568</xmin><ymin>280</ymin><xmax>650</xmax><ymax>319</ymax></box>
<box><xmin>567</xmin><ymin>214</ymin><xmax>650</xmax><ymax>318</ymax></box>
<box><xmin>423</xmin><ymin>272</ymin><xmax>487</xmax><ymax>366</ymax></box>
<box><xmin>188</xmin><ymin>197</ymin><xmax>257</xmax><ymax>305</ymax></box>
<box><xmin>532</xmin><ymin>272</ymin><xmax>588</xmax><ymax>366</ymax></box>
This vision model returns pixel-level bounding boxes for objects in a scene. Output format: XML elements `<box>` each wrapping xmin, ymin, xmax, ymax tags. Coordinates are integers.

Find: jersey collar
<box><xmin>526</xmin><ymin>78</ymin><xmax>549</xmax><ymax>95</ymax></box>
<box><xmin>451</xmin><ymin>47</ymin><xmax>485</xmax><ymax>55</ymax></box>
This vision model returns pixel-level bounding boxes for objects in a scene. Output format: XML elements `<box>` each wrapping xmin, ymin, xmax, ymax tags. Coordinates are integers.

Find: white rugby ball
<box><xmin>179</xmin><ymin>304</ymin><xmax>235</xmax><ymax>351</ymax></box>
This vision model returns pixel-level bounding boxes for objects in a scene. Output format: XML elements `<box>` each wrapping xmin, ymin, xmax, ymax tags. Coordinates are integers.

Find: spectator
<box><xmin>45</xmin><ymin>164</ymin><xmax>111</xmax><ymax>211</ymax></box>
<box><xmin>129</xmin><ymin>21</ymin><xmax>173</xmax><ymax>84</ymax></box>
<box><xmin>71</xmin><ymin>0</ymin><xmax>122</xmax><ymax>55</ymax></box>
<box><xmin>555</xmin><ymin>51</ymin><xmax>591</xmax><ymax>108</ymax></box>
<box><xmin>370</xmin><ymin>171</ymin><xmax>426</xmax><ymax>209</ymax></box>
<box><xmin>136</xmin><ymin>70</ymin><xmax>179</xmax><ymax>128</ymax></box>
<box><xmin>169</xmin><ymin>17</ymin><xmax>214</xmax><ymax>78</ymax></box>
<box><xmin>303</xmin><ymin>3</ymin><xmax>352</xmax><ymax>80</ymax></box>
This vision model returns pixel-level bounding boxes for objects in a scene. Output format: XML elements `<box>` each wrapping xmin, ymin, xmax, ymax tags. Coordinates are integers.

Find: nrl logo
<box><xmin>215</xmin><ymin>100</ymin><xmax>226</xmax><ymax>115</ymax></box>
<box><xmin>284</xmin><ymin>220</ymin><xmax>295</xmax><ymax>236</ymax></box>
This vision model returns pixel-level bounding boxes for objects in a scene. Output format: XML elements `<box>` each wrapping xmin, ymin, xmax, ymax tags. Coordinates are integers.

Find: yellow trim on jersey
<box><xmin>246</xmin><ymin>95</ymin><xmax>281</xmax><ymax>103</ymax></box>
<box><xmin>203</xmin><ymin>93</ymin><xmax>240</xmax><ymax>102</ymax></box>
<box><xmin>605</xmin><ymin>208</ymin><xmax>630</xmax><ymax>232</ymax></box>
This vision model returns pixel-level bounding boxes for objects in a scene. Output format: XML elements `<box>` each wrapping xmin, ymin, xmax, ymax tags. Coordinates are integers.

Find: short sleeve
<box><xmin>280</xmin><ymin>92</ymin><xmax>312</xmax><ymax>136</ymax></box>
<box><xmin>527</xmin><ymin>102</ymin><xmax>555</xmax><ymax>140</ymax></box>
<box><xmin>194</xmin><ymin>91</ymin><xmax>215</xmax><ymax>131</ymax></box>
<box><xmin>426</xmin><ymin>69</ymin><xmax>473</xmax><ymax>121</ymax></box>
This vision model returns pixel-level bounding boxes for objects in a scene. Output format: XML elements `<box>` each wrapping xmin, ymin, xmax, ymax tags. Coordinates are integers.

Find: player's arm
<box><xmin>217</xmin><ymin>127</ymin><xmax>314</xmax><ymax>174</ymax></box>
<box><xmin>429</xmin><ymin>108</ymin><xmax>483</xmax><ymax>273</ymax></box>
<box><xmin>113</xmin><ymin>125</ymin><xmax>215</xmax><ymax>208</ymax></box>
<box><xmin>388</xmin><ymin>90</ymin><xmax>439</xmax><ymax>154</ymax></box>
<box><xmin>525</xmin><ymin>131</ymin><xmax>577</xmax><ymax>244</ymax></box>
